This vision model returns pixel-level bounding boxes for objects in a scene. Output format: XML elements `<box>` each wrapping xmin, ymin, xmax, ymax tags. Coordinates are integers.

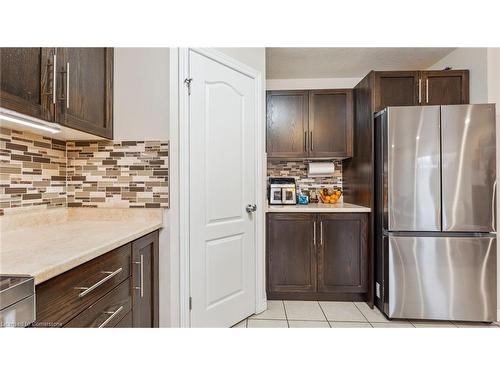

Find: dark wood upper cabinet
<box><xmin>421</xmin><ymin>70</ymin><xmax>469</xmax><ymax>106</ymax></box>
<box><xmin>0</xmin><ymin>47</ymin><xmax>113</xmax><ymax>139</ymax></box>
<box><xmin>131</xmin><ymin>231</ymin><xmax>159</xmax><ymax>328</ymax></box>
<box><xmin>373</xmin><ymin>71</ymin><xmax>420</xmax><ymax>112</ymax></box>
<box><xmin>0</xmin><ymin>48</ymin><xmax>55</xmax><ymax>121</ymax></box>
<box><xmin>309</xmin><ymin>89</ymin><xmax>353</xmax><ymax>158</ymax></box>
<box><xmin>317</xmin><ymin>213</ymin><xmax>368</xmax><ymax>293</ymax></box>
<box><xmin>267</xmin><ymin>213</ymin><xmax>317</xmax><ymax>295</ymax></box>
<box><xmin>373</xmin><ymin>69</ymin><xmax>469</xmax><ymax>112</ymax></box>
<box><xmin>266</xmin><ymin>90</ymin><xmax>308</xmax><ymax>159</ymax></box>
<box><xmin>267</xmin><ymin>89</ymin><xmax>354</xmax><ymax>159</ymax></box>
<box><xmin>56</xmin><ymin>48</ymin><xmax>113</xmax><ymax>138</ymax></box>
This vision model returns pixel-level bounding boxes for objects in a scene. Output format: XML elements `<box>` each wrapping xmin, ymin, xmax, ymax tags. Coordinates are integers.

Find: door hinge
<box><xmin>184</xmin><ymin>78</ymin><xmax>193</xmax><ymax>95</ymax></box>
<box><xmin>189</xmin><ymin>296</ymin><xmax>192</xmax><ymax>310</ymax></box>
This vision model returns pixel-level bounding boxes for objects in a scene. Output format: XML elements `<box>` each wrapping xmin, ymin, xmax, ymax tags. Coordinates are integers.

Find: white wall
<box><xmin>428</xmin><ymin>48</ymin><xmax>488</xmax><ymax>103</ymax></box>
<box><xmin>114</xmin><ymin>48</ymin><xmax>170</xmax><ymax>140</ymax></box>
<box><xmin>487</xmin><ymin>48</ymin><xmax>500</xmax><ymax>320</ymax></box>
<box><xmin>266</xmin><ymin>77</ymin><xmax>361</xmax><ymax>90</ymax></box>
<box><xmin>215</xmin><ymin>48</ymin><xmax>266</xmax><ymax>75</ymax></box>
<box><xmin>113</xmin><ymin>48</ymin><xmax>171</xmax><ymax>327</ymax></box>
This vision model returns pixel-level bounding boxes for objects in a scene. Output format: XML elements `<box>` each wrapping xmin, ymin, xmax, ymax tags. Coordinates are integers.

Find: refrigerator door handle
<box><xmin>492</xmin><ymin>180</ymin><xmax>497</xmax><ymax>232</ymax></box>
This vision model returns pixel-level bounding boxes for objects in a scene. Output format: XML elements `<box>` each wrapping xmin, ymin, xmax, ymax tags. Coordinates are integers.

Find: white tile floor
<box><xmin>232</xmin><ymin>300</ymin><xmax>500</xmax><ymax>328</ymax></box>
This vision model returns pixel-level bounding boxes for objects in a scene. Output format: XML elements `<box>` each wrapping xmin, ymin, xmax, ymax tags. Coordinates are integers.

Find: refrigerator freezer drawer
<box><xmin>387</xmin><ymin>235</ymin><xmax>497</xmax><ymax>322</ymax></box>
<box><xmin>441</xmin><ymin>104</ymin><xmax>496</xmax><ymax>232</ymax></box>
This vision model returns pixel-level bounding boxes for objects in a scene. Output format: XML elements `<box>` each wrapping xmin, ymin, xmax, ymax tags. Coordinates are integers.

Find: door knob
<box><xmin>246</xmin><ymin>204</ymin><xmax>257</xmax><ymax>213</ymax></box>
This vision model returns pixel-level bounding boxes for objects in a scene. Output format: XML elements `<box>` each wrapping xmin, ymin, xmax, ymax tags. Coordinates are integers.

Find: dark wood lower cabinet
<box><xmin>35</xmin><ymin>230</ymin><xmax>159</xmax><ymax>328</ymax></box>
<box><xmin>132</xmin><ymin>231</ymin><xmax>159</xmax><ymax>328</ymax></box>
<box><xmin>65</xmin><ymin>280</ymin><xmax>132</xmax><ymax>328</ymax></box>
<box><xmin>267</xmin><ymin>213</ymin><xmax>317</xmax><ymax>295</ymax></box>
<box><xmin>267</xmin><ymin>212</ymin><xmax>369</xmax><ymax>301</ymax></box>
<box><xmin>317</xmin><ymin>214</ymin><xmax>368</xmax><ymax>294</ymax></box>
<box><xmin>114</xmin><ymin>311</ymin><xmax>133</xmax><ymax>328</ymax></box>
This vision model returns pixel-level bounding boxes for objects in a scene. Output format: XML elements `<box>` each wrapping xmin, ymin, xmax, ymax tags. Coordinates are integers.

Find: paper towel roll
<box><xmin>308</xmin><ymin>162</ymin><xmax>335</xmax><ymax>177</ymax></box>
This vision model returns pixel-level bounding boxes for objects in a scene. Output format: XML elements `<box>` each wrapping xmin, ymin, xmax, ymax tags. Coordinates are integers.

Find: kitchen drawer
<box><xmin>65</xmin><ymin>280</ymin><xmax>132</xmax><ymax>328</ymax></box>
<box><xmin>114</xmin><ymin>310</ymin><xmax>133</xmax><ymax>328</ymax></box>
<box><xmin>36</xmin><ymin>243</ymin><xmax>131</xmax><ymax>326</ymax></box>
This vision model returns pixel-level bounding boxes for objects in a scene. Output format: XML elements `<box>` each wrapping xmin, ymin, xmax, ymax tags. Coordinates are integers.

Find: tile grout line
<box><xmin>282</xmin><ymin>300</ymin><xmax>290</xmax><ymax>328</ymax></box>
<box><xmin>353</xmin><ymin>301</ymin><xmax>371</xmax><ymax>325</ymax></box>
<box><xmin>316</xmin><ymin>301</ymin><xmax>332</xmax><ymax>327</ymax></box>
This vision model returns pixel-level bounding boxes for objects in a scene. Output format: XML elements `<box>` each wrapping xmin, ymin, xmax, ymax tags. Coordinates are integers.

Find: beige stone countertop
<box><xmin>266</xmin><ymin>202</ymin><xmax>371</xmax><ymax>213</ymax></box>
<box><xmin>0</xmin><ymin>208</ymin><xmax>164</xmax><ymax>285</ymax></box>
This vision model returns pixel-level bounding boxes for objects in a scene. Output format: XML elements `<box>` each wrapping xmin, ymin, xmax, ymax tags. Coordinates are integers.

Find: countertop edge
<box><xmin>266</xmin><ymin>204</ymin><xmax>371</xmax><ymax>213</ymax></box>
<box><xmin>33</xmin><ymin>222</ymin><xmax>163</xmax><ymax>285</ymax></box>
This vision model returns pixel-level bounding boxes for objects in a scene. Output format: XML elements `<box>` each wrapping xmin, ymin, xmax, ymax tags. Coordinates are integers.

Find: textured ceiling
<box><xmin>266</xmin><ymin>48</ymin><xmax>456</xmax><ymax>79</ymax></box>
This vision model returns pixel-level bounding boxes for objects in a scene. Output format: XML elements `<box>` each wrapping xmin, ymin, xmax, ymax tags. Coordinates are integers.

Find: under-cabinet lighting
<box><xmin>0</xmin><ymin>107</ymin><xmax>61</xmax><ymax>134</ymax></box>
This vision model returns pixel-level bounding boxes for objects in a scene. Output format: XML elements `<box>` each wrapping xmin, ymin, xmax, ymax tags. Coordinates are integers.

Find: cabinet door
<box><xmin>56</xmin><ymin>48</ymin><xmax>113</xmax><ymax>138</ymax></box>
<box><xmin>0</xmin><ymin>48</ymin><xmax>54</xmax><ymax>121</ymax></box>
<box><xmin>131</xmin><ymin>231</ymin><xmax>159</xmax><ymax>327</ymax></box>
<box><xmin>317</xmin><ymin>213</ymin><xmax>368</xmax><ymax>293</ymax></box>
<box><xmin>374</xmin><ymin>71</ymin><xmax>420</xmax><ymax>112</ymax></box>
<box><xmin>309</xmin><ymin>89</ymin><xmax>353</xmax><ymax>158</ymax></box>
<box><xmin>266</xmin><ymin>91</ymin><xmax>308</xmax><ymax>158</ymax></box>
<box><xmin>421</xmin><ymin>70</ymin><xmax>469</xmax><ymax>105</ymax></box>
<box><xmin>267</xmin><ymin>213</ymin><xmax>317</xmax><ymax>294</ymax></box>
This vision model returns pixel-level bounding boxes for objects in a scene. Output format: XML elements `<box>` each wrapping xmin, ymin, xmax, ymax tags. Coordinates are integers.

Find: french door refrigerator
<box><xmin>374</xmin><ymin>104</ymin><xmax>497</xmax><ymax>322</ymax></box>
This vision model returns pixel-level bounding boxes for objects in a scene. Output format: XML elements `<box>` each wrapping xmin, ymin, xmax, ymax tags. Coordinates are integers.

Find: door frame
<box><xmin>178</xmin><ymin>48</ymin><xmax>266</xmax><ymax>327</ymax></box>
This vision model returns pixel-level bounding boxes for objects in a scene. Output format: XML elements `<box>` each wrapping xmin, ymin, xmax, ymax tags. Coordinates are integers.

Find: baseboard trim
<box><xmin>267</xmin><ymin>291</ymin><xmax>366</xmax><ymax>302</ymax></box>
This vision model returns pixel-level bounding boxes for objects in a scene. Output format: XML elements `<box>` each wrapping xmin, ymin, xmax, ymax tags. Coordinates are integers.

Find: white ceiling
<box><xmin>266</xmin><ymin>48</ymin><xmax>456</xmax><ymax>79</ymax></box>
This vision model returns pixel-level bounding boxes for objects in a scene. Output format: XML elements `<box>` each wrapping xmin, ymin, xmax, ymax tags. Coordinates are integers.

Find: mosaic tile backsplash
<box><xmin>0</xmin><ymin>128</ymin><xmax>169</xmax><ymax>215</ymax></box>
<box><xmin>267</xmin><ymin>160</ymin><xmax>343</xmax><ymax>196</ymax></box>
<box><xmin>66</xmin><ymin>140</ymin><xmax>168</xmax><ymax>209</ymax></box>
<box><xmin>0</xmin><ymin>128</ymin><xmax>66</xmax><ymax>215</ymax></box>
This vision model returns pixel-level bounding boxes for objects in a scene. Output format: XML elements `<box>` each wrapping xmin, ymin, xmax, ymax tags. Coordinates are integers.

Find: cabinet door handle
<box><xmin>99</xmin><ymin>305</ymin><xmax>124</xmax><ymax>328</ymax></box>
<box><xmin>418</xmin><ymin>78</ymin><xmax>422</xmax><ymax>104</ymax></box>
<box><xmin>133</xmin><ymin>254</ymin><xmax>144</xmax><ymax>298</ymax></box>
<box><xmin>426</xmin><ymin>78</ymin><xmax>429</xmax><ymax>104</ymax></box>
<box><xmin>66</xmin><ymin>62</ymin><xmax>70</xmax><ymax>108</ymax></box>
<box><xmin>310</xmin><ymin>131</ymin><xmax>313</xmax><ymax>151</ymax></box>
<box><xmin>52</xmin><ymin>54</ymin><xmax>57</xmax><ymax>104</ymax></box>
<box><xmin>75</xmin><ymin>267</ymin><xmax>123</xmax><ymax>298</ymax></box>
<box><xmin>304</xmin><ymin>131</ymin><xmax>307</xmax><ymax>151</ymax></box>
<box><xmin>313</xmin><ymin>221</ymin><xmax>317</xmax><ymax>246</ymax></box>
<box><xmin>320</xmin><ymin>221</ymin><xmax>323</xmax><ymax>245</ymax></box>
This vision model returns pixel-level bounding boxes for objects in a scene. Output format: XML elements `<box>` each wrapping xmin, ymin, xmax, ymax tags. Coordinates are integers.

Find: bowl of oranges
<box><xmin>319</xmin><ymin>188</ymin><xmax>342</xmax><ymax>204</ymax></box>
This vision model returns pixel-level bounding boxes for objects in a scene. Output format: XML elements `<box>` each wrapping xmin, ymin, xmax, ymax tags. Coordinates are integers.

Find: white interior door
<box><xmin>189</xmin><ymin>50</ymin><xmax>256</xmax><ymax>327</ymax></box>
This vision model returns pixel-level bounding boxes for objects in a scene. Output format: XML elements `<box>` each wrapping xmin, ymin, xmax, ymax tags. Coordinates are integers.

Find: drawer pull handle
<box><xmin>76</xmin><ymin>267</ymin><xmax>123</xmax><ymax>298</ymax></box>
<box><xmin>313</xmin><ymin>221</ymin><xmax>317</xmax><ymax>246</ymax></box>
<box><xmin>132</xmin><ymin>254</ymin><xmax>144</xmax><ymax>298</ymax></box>
<box><xmin>99</xmin><ymin>305</ymin><xmax>124</xmax><ymax>328</ymax></box>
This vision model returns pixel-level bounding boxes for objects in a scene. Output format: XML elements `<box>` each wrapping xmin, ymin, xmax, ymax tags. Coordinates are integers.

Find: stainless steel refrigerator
<box><xmin>374</xmin><ymin>104</ymin><xmax>497</xmax><ymax>322</ymax></box>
